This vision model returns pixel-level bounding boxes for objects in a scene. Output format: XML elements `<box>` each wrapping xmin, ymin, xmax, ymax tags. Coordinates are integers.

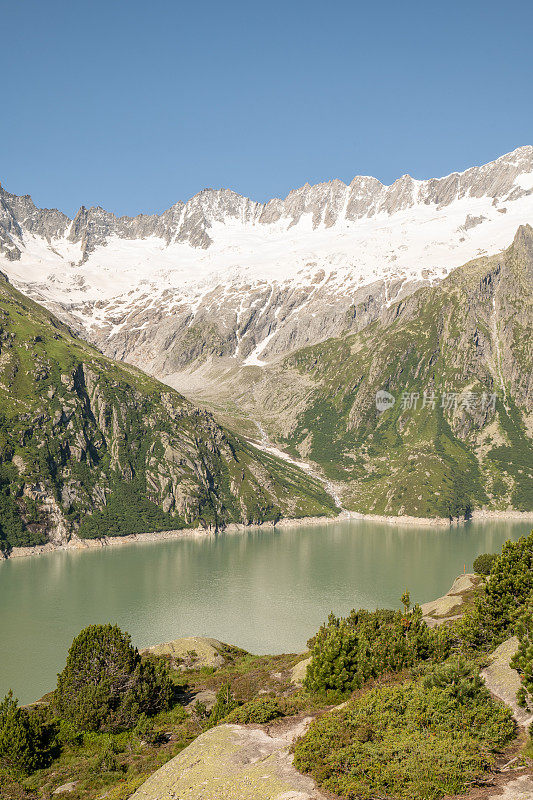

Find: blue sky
<box><xmin>1</xmin><ymin>0</ymin><xmax>532</xmax><ymax>217</ymax></box>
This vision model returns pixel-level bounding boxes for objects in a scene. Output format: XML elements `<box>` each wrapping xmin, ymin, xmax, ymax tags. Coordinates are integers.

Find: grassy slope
<box><xmin>0</xmin><ymin>276</ymin><xmax>336</xmax><ymax>550</ymax></box>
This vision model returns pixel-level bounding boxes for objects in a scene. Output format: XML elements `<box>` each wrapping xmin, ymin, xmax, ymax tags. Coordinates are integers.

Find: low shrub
<box><xmin>473</xmin><ymin>552</ymin><xmax>497</xmax><ymax>575</ymax></box>
<box><xmin>206</xmin><ymin>684</ymin><xmax>237</xmax><ymax>728</ymax></box>
<box><xmin>304</xmin><ymin>595</ymin><xmax>448</xmax><ymax>695</ymax></box>
<box><xmin>91</xmin><ymin>739</ymin><xmax>123</xmax><ymax>775</ymax></box>
<box><xmin>475</xmin><ymin>531</ymin><xmax>533</xmax><ymax>645</ymax></box>
<box><xmin>225</xmin><ymin>697</ymin><xmax>283</xmax><ymax>724</ymax></box>
<box><xmin>133</xmin><ymin>713</ymin><xmax>160</xmax><ymax>745</ymax></box>
<box><xmin>294</xmin><ymin>663</ymin><xmax>515</xmax><ymax>800</ymax></box>
<box><xmin>511</xmin><ymin>602</ymin><xmax>533</xmax><ymax>710</ymax></box>
<box><xmin>0</xmin><ymin>692</ymin><xmax>57</xmax><ymax>777</ymax></box>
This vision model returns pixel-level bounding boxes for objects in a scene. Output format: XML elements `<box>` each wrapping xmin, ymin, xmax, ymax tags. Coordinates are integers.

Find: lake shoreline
<box><xmin>2</xmin><ymin>508</ymin><xmax>533</xmax><ymax>561</ymax></box>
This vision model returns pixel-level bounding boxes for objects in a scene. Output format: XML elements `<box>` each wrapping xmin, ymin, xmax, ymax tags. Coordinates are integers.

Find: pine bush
<box><xmin>54</xmin><ymin>624</ymin><xmax>173</xmax><ymax>732</ymax></box>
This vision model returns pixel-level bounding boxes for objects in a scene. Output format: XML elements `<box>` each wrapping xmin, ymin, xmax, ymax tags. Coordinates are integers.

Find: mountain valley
<box><xmin>0</xmin><ymin>149</ymin><xmax>532</xmax><ymax>526</ymax></box>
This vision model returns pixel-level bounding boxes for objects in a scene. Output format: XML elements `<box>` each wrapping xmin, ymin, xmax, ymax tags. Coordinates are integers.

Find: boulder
<box><xmin>141</xmin><ymin>636</ymin><xmax>230</xmax><ymax>670</ymax></box>
<box><xmin>130</xmin><ymin>718</ymin><xmax>329</xmax><ymax>800</ymax></box>
<box><xmin>290</xmin><ymin>657</ymin><xmax>311</xmax><ymax>686</ymax></box>
<box><xmin>482</xmin><ymin>636</ymin><xmax>533</xmax><ymax>728</ymax></box>
<box><xmin>52</xmin><ymin>782</ymin><xmax>78</xmax><ymax>794</ymax></box>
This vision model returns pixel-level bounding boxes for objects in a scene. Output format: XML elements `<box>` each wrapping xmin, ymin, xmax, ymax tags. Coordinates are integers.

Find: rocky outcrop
<box><xmin>290</xmin><ymin>657</ymin><xmax>311</xmax><ymax>687</ymax></box>
<box><xmin>482</xmin><ymin>637</ymin><xmax>533</xmax><ymax>729</ymax></box>
<box><xmin>130</xmin><ymin>718</ymin><xmax>329</xmax><ymax>800</ymax></box>
<box><xmin>421</xmin><ymin>574</ymin><xmax>480</xmax><ymax>628</ymax></box>
<box><xmin>140</xmin><ymin>637</ymin><xmax>233</xmax><ymax>670</ymax></box>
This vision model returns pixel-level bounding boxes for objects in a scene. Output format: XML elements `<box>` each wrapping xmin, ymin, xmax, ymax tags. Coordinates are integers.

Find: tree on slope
<box><xmin>54</xmin><ymin>624</ymin><xmax>173</xmax><ymax>732</ymax></box>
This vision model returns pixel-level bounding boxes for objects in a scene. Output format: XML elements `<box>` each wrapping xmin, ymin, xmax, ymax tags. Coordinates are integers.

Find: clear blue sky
<box><xmin>1</xmin><ymin>0</ymin><xmax>532</xmax><ymax>218</ymax></box>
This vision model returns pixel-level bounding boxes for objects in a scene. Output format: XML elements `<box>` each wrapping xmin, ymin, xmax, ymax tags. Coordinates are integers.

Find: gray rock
<box><xmin>52</xmin><ymin>781</ymin><xmax>78</xmax><ymax>794</ymax></box>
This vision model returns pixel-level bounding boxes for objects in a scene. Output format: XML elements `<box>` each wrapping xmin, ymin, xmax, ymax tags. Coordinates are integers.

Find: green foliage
<box><xmin>294</xmin><ymin>668</ymin><xmax>515</xmax><ymax>800</ymax></box>
<box><xmin>473</xmin><ymin>552</ymin><xmax>497</xmax><ymax>575</ymax></box>
<box><xmin>0</xmin><ymin>692</ymin><xmax>56</xmax><ymax>777</ymax></box>
<box><xmin>206</xmin><ymin>684</ymin><xmax>237</xmax><ymax>728</ymax></box>
<box><xmin>511</xmin><ymin>603</ymin><xmax>533</xmax><ymax>710</ymax></box>
<box><xmin>91</xmin><ymin>736</ymin><xmax>123</xmax><ymax>774</ymax></box>
<box><xmin>224</xmin><ymin>697</ymin><xmax>283</xmax><ymax>724</ymax></box>
<box><xmin>0</xmin><ymin>461</ymin><xmax>47</xmax><ymax>551</ymax></box>
<box><xmin>475</xmin><ymin>531</ymin><xmax>533</xmax><ymax>645</ymax></box>
<box><xmin>304</xmin><ymin>601</ymin><xmax>447</xmax><ymax>694</ymax></box>
<box><xmin>77</xmin><ymin>480</ymin><xmax>185</xmax><ymax>539</ymax></box>
<box><xmin>422</xmin><ymin>656</ymin><xmax>485</xmax><ymax>702</ymax></box>
<box><xmin>487</xmin><ymin>397</ymin><xmax>533</xmax><ymax>511</ymax></box>
<box><xmin>133</xmin><ymin>712</ymin><xmax>159</xmax><ymax>744</ymax></box>
<box><xmin>54</xmin><ymin>624</ymin><xmax>173</xmax><ymax>732</ymax></box>
<box><xmin>433</xmin><ymin>405</ymin><xmax>483</xmax><ymax>519</ymax></box>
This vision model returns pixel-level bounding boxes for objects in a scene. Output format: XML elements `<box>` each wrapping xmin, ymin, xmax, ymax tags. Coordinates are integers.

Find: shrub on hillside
<box><xmin>224</xmin><ymin>697</ymin><xmax>283</xmax><ymax>724</ymax></box>
<box><xmin>473</xmin><ymin>552</ymin><xmax>497</xmax><ymax>575</ymax></box>
<box><xmin>304</xmin><ymin>595</ymin><xmax>448</xmax><ymax>694</ymax></box>
<box><xmin>294</xmin><ymin>664</ymin><xmax>515</xmax><ymax>800</ymax></box>
<box><xmin>511</xmin><ymin>603</ymin><xmax>533</xmax><ymax>710</ymax></box>
<box><xmin>475</xmin><ymin>531</ymin><xmax>533</xmax><ymax>645</ymax></box>
<box><xmin>206</xmin><ymin>684</ymin><xmax>237</xmax><ymax>728</ymax></box>
<box><xmin>423</xmin><ymin>657</ymin><xmax>486</xmax><ymax>701</ymax></box>
<box><xmin>0</xmin><ymin>692</ymin><xmax>56</xmax><ymax>777</ymax></box>
<box><xmin>54</xmin><ymin>624</ymin><xmax>173</xmax><ymax>732</ymax></box>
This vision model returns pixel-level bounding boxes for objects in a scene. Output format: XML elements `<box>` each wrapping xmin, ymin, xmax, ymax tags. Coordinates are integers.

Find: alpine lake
<box><xmin>0</xmin><ymin>517</ymin><xmax>531</xmax><ymax>704</ymax></box>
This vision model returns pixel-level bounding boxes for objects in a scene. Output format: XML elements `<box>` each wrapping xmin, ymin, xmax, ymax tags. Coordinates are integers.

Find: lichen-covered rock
<box><xmin>130</xmin><ymin>719</ymin><xmax>328</xmax><ymax>800</ymax></box>
<box><xmin>482</xmin><ymin>637</ymin><xmax>533</xmax><ymax>728</ymax></box>
<box><xmin>141</xmin><ymin>636</ymin><xmax>231</xmax><ymax>670</ymax></box>
<box><xmin>290</xmin><ymin>657</ymin><xmax>311</xmax><ymax>687</ymax></box>
<box><xmin>421</xmin><ymin>573</ymin><xmax>480</xmax><ymax>627</ymax></box>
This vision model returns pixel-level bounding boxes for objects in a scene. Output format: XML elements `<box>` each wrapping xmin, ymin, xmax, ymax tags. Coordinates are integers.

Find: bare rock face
<box><xmin>482</xmin><ymin>637</ymin><xmax>533</xmax><ymax>729</ymax></box>
<box><xmin>1</xmin><ymin>147</ymin><xmax>533</xmax><ymax>385</ymax></box>
<box><xmin>421</xmin><ymin>574</ymin><xmax>480</xmax><ymax>628</ymax></box>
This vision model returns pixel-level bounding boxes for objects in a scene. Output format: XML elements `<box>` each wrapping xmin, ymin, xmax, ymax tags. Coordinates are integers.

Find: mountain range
<box><xmin>211</xmin><ymin>226</ymin><xmax>532</xmax><ymax>518</ymax></box>
<box><xmin>1</xmin><ymin>146</ymin><xmax>532</xmax><ymax>380</ymax></box>
<box><xmin>0</xmin><ymin>147</ymin><xmax>532</xmax><ymax>528</ymax></box>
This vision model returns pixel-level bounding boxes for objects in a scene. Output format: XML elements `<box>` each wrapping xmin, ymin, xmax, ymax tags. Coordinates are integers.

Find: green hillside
<box><xmin>0</xmin><ymin>274</ymin><xmax>336</xmax><ymax>552</ymax></box>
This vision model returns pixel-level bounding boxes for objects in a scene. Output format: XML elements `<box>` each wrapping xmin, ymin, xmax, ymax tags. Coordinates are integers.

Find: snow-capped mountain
<box><xmin>1</xmin><ymin>146</ymin><xmax>532</xmax><ymax>380</ymax></box>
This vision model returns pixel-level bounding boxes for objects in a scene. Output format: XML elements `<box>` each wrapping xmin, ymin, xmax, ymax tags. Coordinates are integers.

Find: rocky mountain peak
<box><xmin>1</xmin><ymin>147</ymin><xmax>532</xmax><ymax>262</ymax></box>
<box><xmin>511</xmin><ymin>223</ymin><xmax>533</xmax><ymax>262</ymax></box>
<box><xmin>1</xmin><ymin>147</ymin><xmax>532</xmax><ymax>386</ymax></box>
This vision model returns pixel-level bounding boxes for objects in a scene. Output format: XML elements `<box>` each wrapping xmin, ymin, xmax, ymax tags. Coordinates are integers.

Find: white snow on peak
<box><xmin>1</xmin><ymin>147</ymin><xmax>532</xmax><ymax>354</ymax></box>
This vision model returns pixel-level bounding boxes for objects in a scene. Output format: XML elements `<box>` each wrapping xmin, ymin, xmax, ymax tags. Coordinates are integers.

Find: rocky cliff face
<box><xmin>1</xmin><ymin>147</ymin><xmax>532</xmax><ymax>382</ymax></box>
<box><xmin>0</xmin><ymin>279</ymin><xmax>335</xmax><ymax>553</ymax></box>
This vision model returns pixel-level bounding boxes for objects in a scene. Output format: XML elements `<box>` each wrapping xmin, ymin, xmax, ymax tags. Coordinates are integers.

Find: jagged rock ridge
<box><xmin>0</xmin><ymin>147</ymin><xmax>532</xmax><ymax>381</ymax></box>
